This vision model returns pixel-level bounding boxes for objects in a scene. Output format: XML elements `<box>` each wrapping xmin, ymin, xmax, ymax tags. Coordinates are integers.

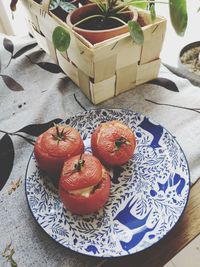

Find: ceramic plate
<box><xmin>25</xmin><ymin>109</ymin><xmax>190</xmax><ymax>257</ymax></box>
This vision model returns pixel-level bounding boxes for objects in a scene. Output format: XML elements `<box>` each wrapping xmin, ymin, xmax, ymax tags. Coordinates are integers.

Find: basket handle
<box><xmin>41</xmin><ymin>0</ymin><xmax>51</xmax><ymax>12</ymax></box>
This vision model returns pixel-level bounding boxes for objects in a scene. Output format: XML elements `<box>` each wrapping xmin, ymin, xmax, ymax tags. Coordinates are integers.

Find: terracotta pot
<box><xmin>66</xmin><ymin>3</ymin><xmax>138</xmax><ymax>44</ymax></box>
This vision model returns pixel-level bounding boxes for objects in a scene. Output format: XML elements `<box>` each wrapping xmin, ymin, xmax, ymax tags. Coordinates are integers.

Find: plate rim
<box><xmin>25</xmin><ymin>108</ymin><xmax>191</xmax><ymax>258</ymax></box>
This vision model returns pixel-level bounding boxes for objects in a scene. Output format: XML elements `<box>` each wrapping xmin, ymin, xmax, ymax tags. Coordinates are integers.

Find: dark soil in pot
<box><xmin>180</xmin><ymin>42</ymin><xmax>200</xmax><ymax>77</ymax></box>
<box><xmin>67</xmin><ymin>3</ymin><xmax>138</xmax><ymax>44</ymax></box>
<box><xmin>77</xmin><ymin>16</ymin><xmax>131</xmax><ymax>30</ymax></box>
<box><xmin>71</xmin><ymin>5</ymin><xmax>133</xmax><ymax>30</ymax></box>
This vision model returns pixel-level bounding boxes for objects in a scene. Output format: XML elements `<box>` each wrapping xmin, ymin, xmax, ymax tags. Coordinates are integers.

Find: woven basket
<box><xmin>22</xmin><ymin>0</ymin><xmax>167</xmax><ymax>104</ymax></box>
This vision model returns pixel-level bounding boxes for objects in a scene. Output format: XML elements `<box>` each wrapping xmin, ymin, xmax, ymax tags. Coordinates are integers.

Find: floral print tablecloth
<box><xmin>0</xmin><ymin>33</ymin><xmax>200</xmax><ymax>266</ymax></box>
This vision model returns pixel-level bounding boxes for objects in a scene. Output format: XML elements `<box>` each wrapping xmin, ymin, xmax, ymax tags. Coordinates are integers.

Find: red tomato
<box><xmin>91</xmin><ymin>120</ymin><xmax>136</xmax><ymax>166</ymax></box>
<box><xmin>34</xmin><ymin>125</ymin><xmax>84</xmax><ymax>176</ymax></box>
<box><xmin>60</xmin><ymin>154</ymin><xmax>102</xmax><ymax>190</ymax></box>
<box><xmin>59</xmin><ymin>154</ymin><xmax>110</xmax><ymax>215</ymax></box>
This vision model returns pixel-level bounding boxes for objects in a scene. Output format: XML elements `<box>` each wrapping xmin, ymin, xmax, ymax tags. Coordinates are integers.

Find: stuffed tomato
<box><xmin>91</xmin><ymin>120</ymin><xmax>136</xmax><ymax>166</ymax></box>
<box><xmin>34</xmin><ymin>125</ymin><xmax>84</xmax><ymax>176</ymax></box>
<box><xmin>59</xmin><ymin>154</ymin><xmax>110</xmax><ymax>215</ymax></box>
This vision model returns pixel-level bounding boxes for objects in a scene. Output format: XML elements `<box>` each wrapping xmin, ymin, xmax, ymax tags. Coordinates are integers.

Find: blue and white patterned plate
<box><xmin>25</xmin><ymin>109</ymin><xmax>190</xmax><ymax>257</ymax></box>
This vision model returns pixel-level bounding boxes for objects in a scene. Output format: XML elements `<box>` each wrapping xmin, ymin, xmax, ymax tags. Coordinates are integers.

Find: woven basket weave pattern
<box><xmin>22</xmin><ymin>0</ymin><xmax>166</xmax><ymax>104</ymax></box>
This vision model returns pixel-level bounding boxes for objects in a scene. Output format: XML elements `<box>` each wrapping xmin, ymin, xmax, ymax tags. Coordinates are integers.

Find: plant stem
<box><xmin>73</xmin><ymin>93</ymin><xmax>87</xmax><ymax>111</ymax></box>
<box><xmin>114</xmin><ymin>136</ymin><xmax>130</xmax><ymax>150</ymax></box>
<box><xmin>109</xmin><ymin>16</ymin><xmax>127</xmax><ymax>25</ymax></box>
<box><xmin>95</xmin><ymin>2</ymin><xmax>106</xmax><ymax>13</ymax></box>
<box><xmin>112</xmin><ymin>0</ymin><xmax>168</xmax><ymax>13</ymax></box>
<box><xmin>52</xmin><ymin>124</ymin><xmax>65</xmax><ymax>142</ymax></box>
<box><xmin>118</xmin><ymin>10</ymin><xmax>134</xmax><ymax>14</ymax></box>
<box><xmin>112</xmin><ymin>3</ymin><xmax>128</xmax><ymax>12</ymax></box>
<box><xmin>0</xmin><ymin>130</ymin><xmax>35</xmax><ymax>145</ymax></box>
<box><xmin>74</xmin><ymin>154</ymin><xmax>85</xmax><ymax>171</ymax></box>
<box><xmin>73</xmin><ymin>14</ymin><xmax>105</xmax><ymax>27</ymax></box>
<box><xmin>128</xmin><ymin>0</ymin><xmax>168</xmax><ymax>4</ymax></box>
<box><xmin>115</xmin><ymin>6</ymin><xmax>131</xmax><ymax>13</ymax></box>
<box><xmin>145</xmin><ymin>99</ymin><xmax>200</xmax><ymax>114</ymax></box>
<box><xmin>64</xmin><ymin>154</ymin><xmax>85</xmax><ymax>176</ymax></box>
<box><xmin>3</xmin><ymin>56</ymin><xmax>13</xmax><ymax>70</ymax></box>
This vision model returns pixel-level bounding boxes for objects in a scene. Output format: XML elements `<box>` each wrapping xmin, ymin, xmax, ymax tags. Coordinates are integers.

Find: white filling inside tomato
<box><xmin>68</xmin><ymin>169</ymin><xmax>106</xmax><ymax>198</ymax></box>
<box><xmin>68</xmin><ymin>185</ymin><xmax>95</xmax><ymax>198</ymax></box>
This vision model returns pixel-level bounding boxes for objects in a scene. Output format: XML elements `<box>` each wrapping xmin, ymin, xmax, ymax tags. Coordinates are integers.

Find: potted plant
<box><xmin>66</xmin><ymin>1</ymin><xmax>139</xmax><ymax>44</ymax></box>
<box><xmin>10</xmin><ymin>0</ymin><xmax>188</xmax><ymax>105</ymax></box>
<box><xmin>49</xmin><ymin>0</ymin><xmax>79</xmax><ymax>22</ymax></box>
<box><xmin>66</xmin><ymin>0</ymin><xmax>187</xmax><ymax>45</ymax></box>
<box><xmin>179</xmin><ymin>41</ymin><xmax>200</xmax><ymax>84</ymax></box>
<box><xmin>11</xmin><ymin>0</ymin><xmax>78</xmax><ymax>21</ymax></box>
<box><xmin>177</xmin><ymin>4</ymin><xmax>200</xmax><ymax>85</ymax></box>
<box><xmin>10</xmin><ymin>0</ymin><xmax>188</xmax><ymax>46</ymax></box>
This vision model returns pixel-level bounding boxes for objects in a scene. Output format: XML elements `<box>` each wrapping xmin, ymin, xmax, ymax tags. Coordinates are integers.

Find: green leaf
<box><xmin>128</xmin><ymin>20</ymin><xmax>144</xmax><ymax>45</ymax></box>
<box><xmin>169</xmin><ymin>0</ymin><xmax>188</xmax><ymax>36</ymax></box>
<box><xmin>52</xmin><ymin>26</ymin><xmax>71</xmax><ymax>52</ymax></box>
<box><xmin>59</xmin><ymin>0</ymin><xmax>77</xmax><ymax>13</ymax></box>
<box><xmin>130</xmin><ymin>0</ymin><xmax>147</xmax><ymax>9</ymax></box>
<box><xmin>49</xmin><ymin>0</ymin><xmax>60</xmax><ymax>10</ymax></box>
<box><xmin>150</xmin><ymin>4</ymin><xmax>156</xmax><ymax>22</ymax></box>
